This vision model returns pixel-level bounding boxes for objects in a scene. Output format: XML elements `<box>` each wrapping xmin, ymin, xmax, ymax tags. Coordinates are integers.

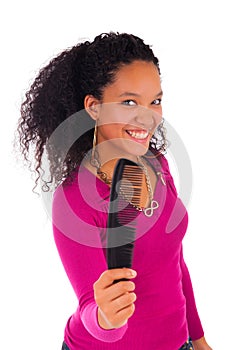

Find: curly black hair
<box><xmin>16</xmin><ymin>32</ymin><xmax>167</xmax><ymax>192</ymax></box>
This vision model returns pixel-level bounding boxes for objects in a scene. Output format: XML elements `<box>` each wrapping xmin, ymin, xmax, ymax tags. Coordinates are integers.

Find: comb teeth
<box><xmin>117</xmin><ymin>200</ymin><xmax>138</xmax><ymax>226</ymax></box>
<box><xmin>119</xmin><ymin>165</ymin><xmax>144</xmax><ymax>209</ymax></box>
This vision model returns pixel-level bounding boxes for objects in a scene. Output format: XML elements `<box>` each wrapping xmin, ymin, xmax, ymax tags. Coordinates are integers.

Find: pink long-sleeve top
<box><xmin>52</xmin><ymin>154</ymin><xmax>204</xmax><ymax>350</ymax></box>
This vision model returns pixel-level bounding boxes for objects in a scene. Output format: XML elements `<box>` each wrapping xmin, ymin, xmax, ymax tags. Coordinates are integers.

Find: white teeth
<box><xmin>127</xmin><ymin>130</ymin><xmax>149</xmax><ymax>139</ymax></box>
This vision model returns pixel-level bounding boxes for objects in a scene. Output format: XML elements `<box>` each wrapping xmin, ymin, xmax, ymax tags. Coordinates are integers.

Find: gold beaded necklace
<box><xmin>90</xmin><ymin>154</ymin><xmax>165</xmax><ymax>217</ymax></box>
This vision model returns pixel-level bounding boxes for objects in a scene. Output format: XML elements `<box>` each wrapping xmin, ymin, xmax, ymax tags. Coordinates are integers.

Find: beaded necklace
<box><xmin>90</xmin><ymin>154</ymin><xmax>165</xmax><ymax>217</ymax></box>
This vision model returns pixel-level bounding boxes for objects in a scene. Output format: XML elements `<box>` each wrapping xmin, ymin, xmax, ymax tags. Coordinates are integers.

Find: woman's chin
<box><xmin>121</xmin><ymin>145</ymin><xmax>149</xmax><ymax>160</ymax></box>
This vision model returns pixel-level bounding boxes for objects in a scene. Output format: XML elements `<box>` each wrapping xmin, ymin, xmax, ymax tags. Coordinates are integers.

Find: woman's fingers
<box><xmin>113</xmin><ymin>291</ymin><xmax>137</xmax><ymax>311</ymax></box>
<box><xmin>94</xmin><ymin>280</ymin><xmax>136</xmax><ymax>309</ymax></box>
<box><xmin>98</xmin><ymin>295</ymin><xmax>136</xmax><ymax>329</ymax></box>
<box><xmin>94</xmin><ymin>268</ymin><xmax>137</xmax><ymax>289</ymax></box>
<box><xmin>105</xmin><ymin>280</ymin><xmax>136</xmax><ymax>300</ymax></box>
<box><xmin>94</xmin><ymin>268</ymin><xmax>137</xmax><ymax>329</ymax></box>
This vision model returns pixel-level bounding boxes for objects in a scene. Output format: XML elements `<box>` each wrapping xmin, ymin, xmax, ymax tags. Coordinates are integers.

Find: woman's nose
<box><xmin>135</xmin><ymin>106</ymin><xmax>162</xmax><ymax>129</ymax></box>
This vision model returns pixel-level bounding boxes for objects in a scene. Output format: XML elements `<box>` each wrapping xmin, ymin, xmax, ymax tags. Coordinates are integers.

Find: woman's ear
<box><xmin>84</xmin><ymin>95</ymin><xmax>100</xmax><ymax>121</ymax></box>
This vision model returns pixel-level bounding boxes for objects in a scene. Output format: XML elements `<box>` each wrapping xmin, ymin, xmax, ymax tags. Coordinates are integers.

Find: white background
<box><xmin>1</xmin><ymin>0</ymin><xmax>232</xmax><ymax>349</ymax></box>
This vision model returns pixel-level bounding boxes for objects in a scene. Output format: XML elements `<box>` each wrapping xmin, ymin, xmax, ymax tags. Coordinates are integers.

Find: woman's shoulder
<box><xmin>145</xmin><ymin>152</ymin><xmax>178</xmax><ymax>196</ymax></box>
<box><xmin>53</xmin><ymin>165</ymin><xmax>109</xmax><ymax>219</ymax></box>
<box><xmin>145</xmin><ymin>151</ymin><xmax>171</xmax><ymax>175</ymax></box>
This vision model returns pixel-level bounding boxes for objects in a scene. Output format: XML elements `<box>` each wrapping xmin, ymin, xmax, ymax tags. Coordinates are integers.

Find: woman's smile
<box><xmin>125</xmin><ymin>128</ymin><xmax>150</xmax><ymax>142</ymax></box>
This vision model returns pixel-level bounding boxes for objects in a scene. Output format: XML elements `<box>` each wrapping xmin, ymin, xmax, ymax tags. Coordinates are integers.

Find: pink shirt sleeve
<box><xmin>180</xmin><ymin>246</ymin><xmax>204</xmax><ymax>340</ymax></box>
<box><xmin>81</xmin><ymin>301</ymin><xmax>128</xmax><ymax>342</ymax></box>
<box><xmin>52</xmin><ymin>185</ymin><xmax>128</xmax><ymax>342</ymax></box>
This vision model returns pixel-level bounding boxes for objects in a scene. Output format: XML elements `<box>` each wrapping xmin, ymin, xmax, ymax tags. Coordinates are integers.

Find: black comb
<box><xmin>107</xmin><ymin>159</ymin><xmax>144</xmax><ymax>277</ymax></box>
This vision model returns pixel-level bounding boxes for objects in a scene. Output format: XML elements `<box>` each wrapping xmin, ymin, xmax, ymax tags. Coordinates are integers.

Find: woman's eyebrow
<box><xmin>118</xmin><ymin>92</ymin><xmax>140</xmax><ymax>97</ymax></box>
<box><xmin>119</xmin><ymin>90</ymin><xmax>163</xmax><ymax>98</ymax></box>
<box><xmin>156</xmin><ymin>90</ymin><xmax>163</xmax><ymax>97</ymax></box>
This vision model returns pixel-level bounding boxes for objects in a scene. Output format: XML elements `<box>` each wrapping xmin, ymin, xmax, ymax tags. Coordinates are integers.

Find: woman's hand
<box><xmin>192</xmin><ymin>336</ymin><xmax>213</xmax><ymax>350</ymax></box>
<box><xmin>93</xmin><ymin>268</ymin><xmax>137</xmax><ymax>329</ymax></box>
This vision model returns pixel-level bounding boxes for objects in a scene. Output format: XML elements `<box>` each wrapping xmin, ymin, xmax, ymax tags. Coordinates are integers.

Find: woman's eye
<box><xmin>152</xmin><ymin>99</ymin><xmax>162</xmax><ymax>106</ymax></box>
<box><xmin>122</xmin><ymin>100</ymin><xmax>137</xmax><ymax>106</ymax></box>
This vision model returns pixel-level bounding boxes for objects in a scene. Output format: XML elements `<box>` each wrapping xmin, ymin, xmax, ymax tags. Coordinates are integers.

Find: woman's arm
<box><xmin>53</xmin><ymin>219</ymin><xmax>131</xmax><ymax>342</ymax></box>
<box><xmin>192</xmin><ymin>336</ymin><xmax>213</xmax><ymax>350</ymax></box>
<box><xmin>180</xmin><ymin>247</ymin><xmax>212</xmax><ymax>349</ymax></box>
<box><xmin>52</xmin><ymin>182</ymin><xmax>129</xmax><ymax>342</ymax></box>
<box><xmin>180</xmin><ymin>245</ymin><xmax>204</xmax><ymax>340</ymax></box>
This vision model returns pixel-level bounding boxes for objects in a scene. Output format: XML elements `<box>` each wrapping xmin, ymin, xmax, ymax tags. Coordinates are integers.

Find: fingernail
<box><xmin>127</xmin><ymin>270</ymin><xmax>137</xmax><ymax>277</ymax></box>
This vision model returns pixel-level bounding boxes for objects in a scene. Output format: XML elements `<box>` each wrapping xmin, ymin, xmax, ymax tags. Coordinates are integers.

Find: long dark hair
<box><xmin>16</xmin><ymin>32</ymin><xmax>167</xmax><ymax>191</ymax></box>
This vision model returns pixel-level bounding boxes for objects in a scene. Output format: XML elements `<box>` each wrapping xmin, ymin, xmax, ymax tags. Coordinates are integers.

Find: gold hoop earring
<box><xmin>90</xmin><ymin>122</ymin><xmax>98</xmax><ymax>167</ymax></box>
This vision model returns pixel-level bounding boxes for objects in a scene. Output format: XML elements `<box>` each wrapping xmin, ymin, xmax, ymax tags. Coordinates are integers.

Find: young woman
<box><xmin>17</xmin><ymin>32</ymin><xmax>212</xmax><ymax>350</ymax></box>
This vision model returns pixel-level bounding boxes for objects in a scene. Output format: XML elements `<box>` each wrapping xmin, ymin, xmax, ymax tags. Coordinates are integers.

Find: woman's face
<box><xmin>88</xmin><ymin>60</ymin><xmax>163</xmax><ymax>162</ymax></box>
